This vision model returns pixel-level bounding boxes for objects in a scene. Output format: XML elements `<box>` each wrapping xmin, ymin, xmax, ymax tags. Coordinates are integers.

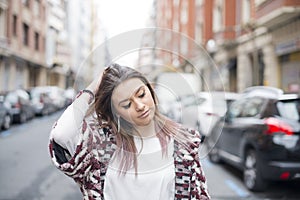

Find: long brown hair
<box><xmin>94</xmin><ymin>63</ymin><xmax>193</xmax><ymax>174</ymax></box>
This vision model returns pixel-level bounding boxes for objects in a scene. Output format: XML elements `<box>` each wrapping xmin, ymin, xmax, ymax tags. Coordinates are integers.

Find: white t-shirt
<box><xmin>104</xmin><ymin>136</ymin><xmax>175</xmax><ymax>200</ymax></box>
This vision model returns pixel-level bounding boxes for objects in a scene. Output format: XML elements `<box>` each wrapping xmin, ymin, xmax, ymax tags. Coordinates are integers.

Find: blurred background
<box><xmin>0</xmin><ymin>0</ymin><xmax>300</xmax><ymax>199</ymax></box>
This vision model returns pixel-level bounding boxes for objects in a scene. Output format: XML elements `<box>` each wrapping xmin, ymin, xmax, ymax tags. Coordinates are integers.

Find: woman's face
<box><xmin>112</xmin><ymin>78</ymin><xmax>155</xmax><ymax>127</ymax></box>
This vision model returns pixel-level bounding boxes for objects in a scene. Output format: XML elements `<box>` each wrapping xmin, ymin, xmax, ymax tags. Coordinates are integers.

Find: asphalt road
<box><xmin>0</xmin><ymin>111</ymin><xmax>81</xmax><ymax>200</ymax></box>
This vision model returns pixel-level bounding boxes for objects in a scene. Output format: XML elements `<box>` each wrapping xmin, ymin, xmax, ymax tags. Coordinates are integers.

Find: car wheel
<box><xmin>208</xmin><ymin>147</ymin><xmax>221</xmax><ymax>163</ymax></box>
<box><xmin>3</xmin><ymin>114</ymin><xmax>11</xmax><ymax>130</ymax></box>
<box><xmin>243</xmin><ymin>149</ymin><xmax>267</xmax><ymax>191</ymax></box>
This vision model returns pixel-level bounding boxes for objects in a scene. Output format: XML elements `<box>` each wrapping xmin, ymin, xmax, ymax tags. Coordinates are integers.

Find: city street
<box><xmin>0</xmin><ymin>111</ymin><xmax>300</xmax><ymax>200</ymax></box>
<box><xmin>1</xmin><ymin>1</ymin><xmax>300</xmax><ymax>199</ymax></box>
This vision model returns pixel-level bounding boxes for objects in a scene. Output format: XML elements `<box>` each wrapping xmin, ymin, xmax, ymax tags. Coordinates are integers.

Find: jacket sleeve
<box><xmin>50</xmin><ymin>91</ymin><xmax>93</xmax><ymax>156</ymax></box>
<box><xmin>48</xmin><ymin>91</ymin><xmax>98</xmax><ymax>183</ymax></box>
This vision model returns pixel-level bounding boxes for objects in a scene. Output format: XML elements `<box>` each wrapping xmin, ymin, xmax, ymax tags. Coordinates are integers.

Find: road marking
<box><xmin>0</xmin><ymin>130</ymin><xmax>12</xmax><ymax>137</ymax></box>
<box><xmin>225</xmin><ymin>179</ymin><xmax>249</xmax><ymax>197</ymax></box>
<box><xmin>201</xmin><ymin>157</ymin><xmax>213</xmax><ymax>168</ymax></box>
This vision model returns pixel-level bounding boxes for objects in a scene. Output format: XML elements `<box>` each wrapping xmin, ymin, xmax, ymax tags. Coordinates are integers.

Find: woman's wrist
<box><xmin>76</xmin><ymin>89</ymin><xmax>95</xmax><ymax>105</ymax></box>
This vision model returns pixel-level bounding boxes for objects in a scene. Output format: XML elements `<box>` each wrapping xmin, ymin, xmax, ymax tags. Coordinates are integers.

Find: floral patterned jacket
<box><xmin>49</xmin><ymin>117</ymin><xmax>210</xmax><ymax>200</ymax></box>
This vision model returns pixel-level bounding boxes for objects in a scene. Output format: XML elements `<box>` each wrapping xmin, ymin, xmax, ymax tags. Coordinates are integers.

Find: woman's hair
<box><xmin>94</xmin><ymin>63</ymin><xmax>193</xmax><ymax>174</ymax></box>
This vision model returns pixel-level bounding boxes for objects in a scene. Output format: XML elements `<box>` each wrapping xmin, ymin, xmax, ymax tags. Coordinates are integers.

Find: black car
<box><xmin>206</xmin><ymin>86</ymin><xmax>300</xmax><ymax>192</ymax></box>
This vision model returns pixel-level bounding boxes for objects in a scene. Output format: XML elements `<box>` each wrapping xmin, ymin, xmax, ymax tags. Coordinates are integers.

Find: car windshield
<box><xmin>277</xmin><ymin>99</ymin><xmax>300</xmax><ymax>121</ymax></box>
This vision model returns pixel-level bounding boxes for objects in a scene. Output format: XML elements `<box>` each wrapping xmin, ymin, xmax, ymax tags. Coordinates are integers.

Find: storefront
<box><xmin>274</xmin><ymin>18</ymin><xmax>300</xmax><ymax>93</ymax></box>
<box><xmin>279</xmin><ymin>50</ymin><xmax>300</xmax><ymax>93</ymax></box>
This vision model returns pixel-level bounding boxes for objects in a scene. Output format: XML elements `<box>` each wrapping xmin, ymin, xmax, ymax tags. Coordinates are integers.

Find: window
<box><xmin>242</xmin><ymin>0</ymin><xmax>251</xmax><ymax>24</ymax></box>
<box><xmin>13</xmin><ymin>15</ymin><xmax>17</xmax><ymax>36</ymax></box>
<box><xmin>16</xmin><ymin>65</ymin><xmax>24</xmax><ymax>90</ymax></box>
<box><xmin>277</xmin><ymin>100</ymin><xmax>300</xmax><ymax>121</ymax></box>
<box><xmin>173</xmin><ymin>0</ymin><xmax>180</xmax><ymax>6</ymax></box>
<box><xmin>34</xmin><ymin>32</ymin><xmax>39</xmax><ymax>50</ymax></box>
<box><xmin>33</xmin><ymin>0</ymin><xmax>40</xmax><ymax>16</ymax></box>
<box><xmin>22</xmin><ymin>0</ymin><xmax>30</xmax><ymax>7</ymax></box>
<box><xmin>196</xmin><ymin>0</ymin><xmax>204</xmax><ymax>6</ymax></box>
<box><xmin>242</xmin><ymin>98</ymin><xmax>264</xmax><ymax>117</ymax></box>
<box><xmin>213</xmin><ymin>0</ymin><xmax>223</xmax><ymax>32</ymax></box>
<box><xmin>227</xmin><ymin>100</ymin><xmax>245</xmax><ymax>118</ymax></box>
<box><xmin>0</xmin><ymin>9</ymin><xmax>5</xmax><ymax>38</ymax></box>
<box><xmin>180</xmin><ymin>1</ymin><xmax>188</xmax><ymax>24</ymax></box>
<box><xmin>23</xmin><ymin>23</ymin><xmax>29</xmax><ymax>46</ymax></box>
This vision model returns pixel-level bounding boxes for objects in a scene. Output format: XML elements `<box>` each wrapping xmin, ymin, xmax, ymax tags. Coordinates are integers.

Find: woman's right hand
<box><xmin>86</xmin><ymin>71</ymin><xmax>103</xmax><ymax>94</ymax></box>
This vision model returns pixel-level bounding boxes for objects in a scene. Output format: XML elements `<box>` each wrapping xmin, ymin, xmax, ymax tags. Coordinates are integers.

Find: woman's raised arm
<box><xmin>50</xmin><ymin>72</ymin><xmax>103</xmax><ymax>157</ymax></box>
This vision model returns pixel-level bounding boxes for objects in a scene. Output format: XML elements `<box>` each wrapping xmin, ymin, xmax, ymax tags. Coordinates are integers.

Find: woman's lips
<box><xmin>138</xmin><ymin>109</ymin><xmax>150</xmax><ymax>118</ymax></box>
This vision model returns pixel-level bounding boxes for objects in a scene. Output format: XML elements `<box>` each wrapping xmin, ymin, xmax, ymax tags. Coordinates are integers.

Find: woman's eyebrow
<box><xmin>118</xmin><ymin>85</ymin><xmax>145</xmax><ymax>106</ymax></box>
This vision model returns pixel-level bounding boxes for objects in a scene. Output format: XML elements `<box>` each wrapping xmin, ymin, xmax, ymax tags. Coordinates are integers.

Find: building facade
<box><xmin>0</xmin><ymin>0</ymin><xmax>48</xmax><ymax>91</ymax></box>
<box><xmin>148</xmin><ymin>0</ymin><xmax>300</xmax><ymax>93</ymax></box>
<box><xmin>46</xmin><ymin>0</ymin><xmax>71</xmax><ymax>89</ymax></box>
<box><xmin>206</xmin><ymin>0</ymin><xmax>300</xmax><ymax>93</ymax></box>
<box><xmin>0</xmin><ymin>0</ymin><xmax>100</xmax><ymax>92</ymax></box>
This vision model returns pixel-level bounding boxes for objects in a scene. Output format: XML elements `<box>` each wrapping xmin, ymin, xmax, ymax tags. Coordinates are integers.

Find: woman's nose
<box><xmin>135</xmin><ymin>100</ymin><xmax>145</xmax><ymax>111</ymax></box>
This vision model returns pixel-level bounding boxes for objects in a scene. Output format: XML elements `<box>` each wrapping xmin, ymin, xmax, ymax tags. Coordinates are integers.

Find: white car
<box><xmin>180</xmin><ymin>92</ymin><xmax>240</xmax><ymax>136</ymax></box>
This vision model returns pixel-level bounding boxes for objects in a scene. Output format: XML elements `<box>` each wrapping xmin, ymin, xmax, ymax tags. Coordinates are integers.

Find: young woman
<box><xmin>49</xmin><ymin>63</ymin><xmax>210</xmax><ymax>200</ymax></box>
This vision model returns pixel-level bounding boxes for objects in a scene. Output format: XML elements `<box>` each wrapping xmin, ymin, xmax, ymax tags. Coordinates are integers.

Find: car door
<box><xmin>17</xmin><ymin>89</ymin><xmax>34</xmax><ymax>120</ymax></box>
<box><xmin>224</xmin><ymin>97</ymin><xmax>265</xmax><ymax>164</ymax></box>
<box><xmin>219</xmin><ymin>99</ymin><xmax>246</xmax><ymax>164</ymax></box>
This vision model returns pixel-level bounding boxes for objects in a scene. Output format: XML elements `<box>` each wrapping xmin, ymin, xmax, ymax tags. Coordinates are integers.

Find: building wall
<box><xmin>202</xmin><ymin>0</ymin><xmax>213</xmax><ymax>45</ymax></box>
<box><xmin>214</xmin><ymin>0</ymin><xmax>300</xmax><ymax>93</ymax></box>
<box><xmin>256</xmin><ymin>0</ymin><xmax>300</xmax><ymax>18</ymax></box>
<box><xmin>2</xmin><ymin>0</ymin><xmax>48</xmax><ymax>91</ymax></box>
<box><xmin>273</xmin><ymin>18</ymin><xmax>300</xmax><ymax>92</ymax></box>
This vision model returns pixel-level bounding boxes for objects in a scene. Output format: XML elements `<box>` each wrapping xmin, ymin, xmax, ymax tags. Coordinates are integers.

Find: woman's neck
<box><xmin>134</xmin><ymin>120</ymin><xmax>156</xmax><ymax>138</ymax></box>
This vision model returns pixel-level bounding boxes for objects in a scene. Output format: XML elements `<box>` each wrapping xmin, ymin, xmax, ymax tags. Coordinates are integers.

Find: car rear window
<box><xmin>277</xmin><ymin>99</ymin><xmax>300</xmax><ymax>121</ymax></box>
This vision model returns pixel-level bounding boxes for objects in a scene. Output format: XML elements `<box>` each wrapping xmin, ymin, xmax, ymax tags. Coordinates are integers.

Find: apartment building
<box><xmin>152</xmin><ymin>0</ymin><xmax>300</xmax><ymax>93</ymax></box>
<box><xmin>0</xmin><ymin>0</ymin><xmax>48</xmax><ymax>91</ymax></box>
<box><xmin>46</xmin><ymin>0</ymin><xmax>71</xmax><ymax>89</ymax></box>
<box><xmin>254</xmin><ymin>0</ymin><xmax>300</xmax><ymax>93</ymax></box>
<box><xmin>216</xmin><ymin>0</ymin><xmax>300</xmax><ymax>92</ymax></box>
<box><xmin>200</xmin><ymin>0</ymin><xmax>300</xmax><ymax>93</ymax></box>
<box><xmin>155</xmin><ymin>0</ymin><xmax>198</xmax><ymax>68</ymax></box>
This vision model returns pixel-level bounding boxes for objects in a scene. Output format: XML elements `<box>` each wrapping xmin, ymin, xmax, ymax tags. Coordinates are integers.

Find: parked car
<box><xmin>0</xmin><ymin>94</ymin><xmax>12</xmax><ymax>130</ymax></box>
<box><xmin>64</xmin><ymin>87</ymin><xmax>77</xmax><ymax>107</ymax></box>
<box><xmin>206</xmin><ymin>86</ymin><xmax>300</xmax><ymax>191</ymax></box>
<box><xmin>4</xmin><ymin>89</ymin><xmax>35</xmax><ymax>123</ymax></box>
<box><xmin>28</xmin><ymin>86</ymin><xmax>57</xmax><ymax>116</ymax></box>
<box><xmin>179</xmin><ymin>91</ymin><xmax>240</xmax><ymax>136</ymax></box>
<box><xmin>158</xmin><ymin>96</ymin><xmax>182</xmax><ymax>122</ymax></box>
<box><xmin>47</xmin><ymin>86</ymin><xmax>67</xmax><ymax>110</ymax></box>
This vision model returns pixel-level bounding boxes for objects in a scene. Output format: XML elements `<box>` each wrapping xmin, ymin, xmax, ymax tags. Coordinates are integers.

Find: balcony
<box><xmin>0</xmin><ymin>0</ymin><xmax>8</xmax><ymax>9</ymax></box>
<box><xmin>256</xmin><ymin>0</ymin><xmax>300</xmax><ymax>28</ymax></box>
<box><xmin>214</xmin><ymin>26</ymin><xmax>238</xmax><ymax>48</ymax></box>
